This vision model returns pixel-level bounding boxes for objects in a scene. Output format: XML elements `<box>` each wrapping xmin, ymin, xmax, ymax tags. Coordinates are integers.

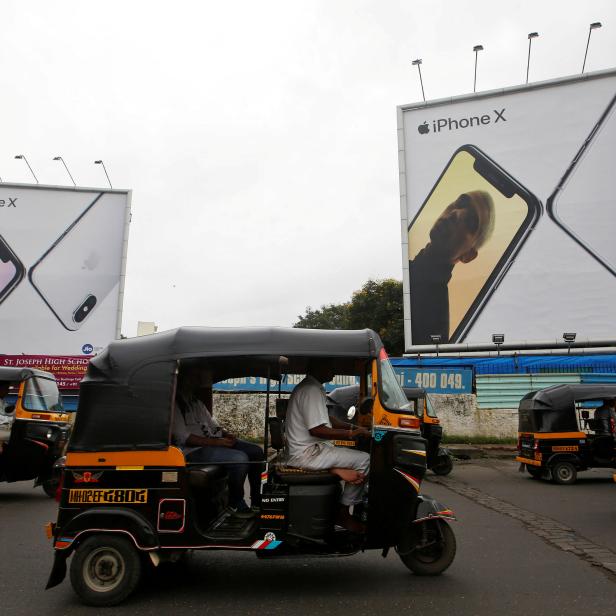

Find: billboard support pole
<box><xmin>582</xmin><ymin>22</ymin><xmax>602</xmax><ymax>74</ymax></box>
<box><xmin>473</xmin><ymin>45</ymin><xmax>483</xmax><ymax>92</ymax></box>
<box><xmin>526</xmin><ymin>33</ymin><xmax>539</xmax><ymax>84</ymax></box>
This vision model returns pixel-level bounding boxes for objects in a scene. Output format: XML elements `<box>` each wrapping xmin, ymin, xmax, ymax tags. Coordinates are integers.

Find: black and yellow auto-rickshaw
<box><xmin>516</xmin><ymin>384</ymin><xmax>616</xmax><ymax>484</ymax></box>
<box><xmin>45</xmin><ymin>327</ymin><xmax>457</xmax><ymax>606</ymax></box>
<box><xmin>403</xmin><ymin>387</ymin><xmax>453</xmax><ymax>476</ymax></box>
<box><xmin>0</xmin><ymin>367</ymin><xmax>71</xmax><ymax>496</ymax></box>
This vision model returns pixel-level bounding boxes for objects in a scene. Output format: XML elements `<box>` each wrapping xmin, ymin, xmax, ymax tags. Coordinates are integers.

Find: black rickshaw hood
<box><xmin>0</xmin><ymin>366</ymin><xmax>57</xmax><ymax>383</ymax></box>
<box><xmin>69</xmin><ymin>327</ymin><xmax>383</xmax><ymax>453</ymax></box>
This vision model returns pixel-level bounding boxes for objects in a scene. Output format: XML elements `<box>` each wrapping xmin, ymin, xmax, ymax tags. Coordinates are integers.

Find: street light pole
<box><xmin>94</xmin><ymin>160</ymin><xmax>113</xmax><ymax>189</ymax></box>
<box><xmin>473</xmin><ymin>45</ymin><xmax>484</xmax><ymax>93</ymax></box>
<box><xmin>582</xmin><ymin>22</ymin><xmax>602</xmax><ymax>74</ymax></box>
<box><xmin>53</xmin><ymin>156</ymin><xmax>76</xmax><ymax>186</ymax></box>
<box><xmin>14</xmin><ymin>154</ymin><xmax>39</xmax><ymax>183</ymax></box>
<box><xmin>526</xmin><ymin>32</ymin><xmax>539</xmax><ymax>84</ymax></box>
<box><xmin>412</xmin><ymin>59</ymin><xmax>426</xmax><ymax>102</ymax></box>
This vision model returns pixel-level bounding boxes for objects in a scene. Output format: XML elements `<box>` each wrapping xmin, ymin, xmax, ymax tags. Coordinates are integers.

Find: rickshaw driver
<box><xmin>594</xmin><ymin>400</ymin><xmax>616</xmax><ymax>435</ymax></box>
<box><xmin>172</xmin><ymin>367</ymin><xmax>264</xmax><ymax>517</ymax></box>
<box><xmin>0</xmin><ymin>381</ymin><xmax>15</xmax><ymax>452</ymax></box>
<box><xmin>285</xmin><ymin>362</ymin><xmax>371</xmax><ymax>532</ymax></box>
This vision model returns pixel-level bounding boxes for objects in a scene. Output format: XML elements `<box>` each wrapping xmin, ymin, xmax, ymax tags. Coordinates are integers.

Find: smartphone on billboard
<box><xmin>29</xmin><ymin>193</ymin><xmax>124</xmax><ymax>331</ymax></box>
<box><xmin>547</xmin><ymin>93</ymin><xmax>616</xmax><ymax>277</ymax></box>
<box><xmin>0</xmin><ymin>234</ymin><xmax>25</xmax><ymax>306</ymax></box>
<box><xmin>407</xmin><ymin>145</ymin><xmax>542</xmax><ymax>344</ymax></box>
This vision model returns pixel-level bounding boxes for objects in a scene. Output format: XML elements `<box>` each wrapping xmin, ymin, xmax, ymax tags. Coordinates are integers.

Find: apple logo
<box><xmin>418</xmin><ymin>121</ymin><xmax>430</xmax><ymax>135</ymax></box>
<box><xmin>82</xmin><ymin>251</ymin><xmax>100</xmax><ymax>270</ymax></box>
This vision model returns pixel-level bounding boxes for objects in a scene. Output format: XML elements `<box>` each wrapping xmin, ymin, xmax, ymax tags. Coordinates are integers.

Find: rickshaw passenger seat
<box><xmin>187</xmin><ymin>464</ymin><xmax>228</xmax><ymax>490</ymax></box>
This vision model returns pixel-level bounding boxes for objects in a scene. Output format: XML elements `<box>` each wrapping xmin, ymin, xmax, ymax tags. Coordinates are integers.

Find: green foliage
<box><xmin>293</xmin><ymin>279</ymin><xmax>404</xmax><ymax>356</ymax></box>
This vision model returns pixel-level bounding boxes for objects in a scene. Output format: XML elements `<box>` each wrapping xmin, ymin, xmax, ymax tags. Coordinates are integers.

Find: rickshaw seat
<box><xmin>187</xmin><ymin>464</ymin><xmax>228</xmax><ymax>490</ymax></box>
<box><xmin>273</xmin><ymin>464</ymin><xmax>340</xmax><ymax>485</ymax></box>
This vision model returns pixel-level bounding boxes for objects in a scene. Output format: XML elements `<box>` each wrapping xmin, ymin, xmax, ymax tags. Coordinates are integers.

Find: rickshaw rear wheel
<box><xmin>551</xmin><ymin>461</ymin><xmax>577</xmax><ymax>485</ymax></box>
<box><xmin>398</xmin><ymin>519</ymin><xmax>456</xmax><ymax>576</ymax></box>
<box><xmin>526</xmin><ymin>465</ymin><xmax>543</xmax><ymax>479</ymax></box>
<box><xmin>42</xmin><ymin>478</ymin><xmax>59</xmax><ymax>498</ymax></box>
<box><xmin>70</xmin><ymin>535</ymin><xmax>142</xmax><ymax>607</ymax></box>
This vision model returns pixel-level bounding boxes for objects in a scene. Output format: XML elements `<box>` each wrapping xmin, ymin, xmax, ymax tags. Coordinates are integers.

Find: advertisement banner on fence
<box><xmin>0</xmin><ymin>355</ymin><xmax>90</xmax><ymax>389</ymax></box>
<box><xmin>0</xmin><ymin>184</ymin><xmax>130</xmax><ymax>356</ymax></box>
<box><xmin>398</xmin><ymin>69</ymin><xmax>616</xmax><ymax>348</ymax></box>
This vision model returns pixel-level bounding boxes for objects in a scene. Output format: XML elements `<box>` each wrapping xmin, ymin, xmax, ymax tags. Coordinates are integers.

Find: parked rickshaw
<box><xmin>45</xmin><ymin>327</ymin><xmax>457</xmax><ymax>606</ymax></box>
<box><xmin>516</xmin><ymin>384</ymin><xmax>616</xmax><ymax>484</ymax></box>
<box><xmin>0</xmin><ymin>367</ymin><xmax>71</xmax><ymax>496</ymax></box>
<box><xmin>403</xmin><ymin>387</ymin><xmax>453</xmax><ymax>476</ymax></box>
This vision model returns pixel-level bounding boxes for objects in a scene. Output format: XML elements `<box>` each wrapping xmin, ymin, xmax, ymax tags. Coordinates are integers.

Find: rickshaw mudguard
<box><xmin>413</xmin><ymin>494</ymin><xmax>456</xmax><ymax>524</ymax></box>
<box><xmin>58</xmin><ymin>507</ymin><xmax>158</xmax><ymax>550</ymax></box>
<box><xmin>45</xmin><ymin>551</ymin><xmax>67</xmax><ymax>590</ymax></box>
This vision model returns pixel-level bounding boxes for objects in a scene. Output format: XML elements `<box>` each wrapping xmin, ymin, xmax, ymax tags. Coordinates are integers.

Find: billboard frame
<box><xmin>398</xmin><ymin>68</ymin><xmax>616</xmax><ymax>353</ymax></box>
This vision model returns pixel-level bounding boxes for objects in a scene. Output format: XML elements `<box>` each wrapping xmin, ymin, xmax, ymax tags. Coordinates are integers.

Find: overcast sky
<box><xmin>2</xmin><ymin>0</ymin><xmax>616</xmax><ymax>337</ymax></box>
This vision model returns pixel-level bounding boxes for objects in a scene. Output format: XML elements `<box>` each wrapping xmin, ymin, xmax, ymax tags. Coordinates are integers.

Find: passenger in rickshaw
<box><xmin>172</xmin><ymin>366</ymin><xmax>265</xmax><ymax>517</ymax></box>
<box><xmin>285</xmin><ymin>362</ymin><xmax>371</xmax><ymax>532</ymax></box>
<box><xmin>593</xmin><ymin>400</ymin><xmax>616</xmax><ymax>435</ymax></box>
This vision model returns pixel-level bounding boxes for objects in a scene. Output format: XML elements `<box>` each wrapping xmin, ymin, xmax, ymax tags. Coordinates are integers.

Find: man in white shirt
<box><xmin>286</xmin><ymin>363</ymin><xmax>370</xmax><ymax>531</ymax></box>
<box><xmin>0</xmin><ymin>381</ymin><xmax>16</xmax><ymax>451</ymax></box>
<box><xmin>172</xmin><ymin>368</ymin><xmax>264</xmax><ymax>517</ymax></box>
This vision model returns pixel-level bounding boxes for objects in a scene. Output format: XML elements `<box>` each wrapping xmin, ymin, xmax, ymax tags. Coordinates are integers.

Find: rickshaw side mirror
<box><xmin>347</xmin><ymin>406</ymin><xmax>357</xmax><ymax>420</ymax></box>
<box><xmin>581</xmin><ymin>410</ymin><xmax>590</xmax><ymax>420</ymax></box>
<box><xmin>4</xmin><ymin>405</ymin><xmax>15</xmax><ymax>414</ymax></box>
<box><xmin>359</xmin><ymin>397</ymin><xmax>374</xmax><ymax>415</ymax></box>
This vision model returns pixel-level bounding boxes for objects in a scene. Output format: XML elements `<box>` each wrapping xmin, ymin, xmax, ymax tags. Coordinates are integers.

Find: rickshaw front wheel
<box><xmin>431</xmin><ymin>455</ymin><xmax>453</xmax><ymax>476</ymax></box>
<box><xmin>551</xmin><ymin>461</ymin><xmax>577</xmax><ymax>485</ymax></box>
<box><xmin>398</xmin><ymin>519</ymin><xmax>456</xmax><ymax>576</ymax></box>
<box><xmin>526</xmin><ymin>465</ymin><xmax>543</xmax><ymax>479</ymax></box>
<box><xmin>70</xmin><ymin>535</ymin><xmax>142</xmax><ymax>606</ymax></box>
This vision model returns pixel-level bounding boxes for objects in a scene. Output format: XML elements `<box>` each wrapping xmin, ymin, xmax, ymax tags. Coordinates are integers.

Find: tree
<box><xmin>293</xmin><ymin>279</ymin><xmax>404</xmax><ymax>356</ymax></box>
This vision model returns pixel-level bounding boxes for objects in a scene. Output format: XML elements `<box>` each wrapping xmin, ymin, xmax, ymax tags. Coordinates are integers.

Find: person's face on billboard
<box><xmin>408</xmin><ymin>148</ymin><xmax>532</xmax><ymax>340</ymax></box>
<box><xmin>429</xmin><ymin>192</ymin><xmax>493</xmax><ymax>264</ymax></box>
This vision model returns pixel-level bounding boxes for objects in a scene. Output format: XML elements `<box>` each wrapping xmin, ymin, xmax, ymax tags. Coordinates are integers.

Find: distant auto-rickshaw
<box><xmin>516</xmin><ymin>384</ymin><xmax>616</xmax><ymax>484</ymax></box>
<box><xmin>46</xmin><ymin>327</ymin><xmax>457</xmax><ymax>606</ymax></box>
<box><xmin>0</xmin><ymin>367</ymin><xmax>71</xmax><ymax>496</ymax></box>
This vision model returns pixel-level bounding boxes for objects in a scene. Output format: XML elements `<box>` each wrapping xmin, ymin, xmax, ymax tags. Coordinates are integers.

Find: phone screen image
<box><xmin>408</xmin><ymin>146</ymin><xmax>540</xmax><ymax>344</ymax></box>
<box><xmin>0</xmin><ymin>235</ymin><xmax>24</xmax><ymax>305</ymax></box>
<box><xmin>29</xmin><ymin>193</ymin><xmax>126</xmax><ymax>331</ymax></box>
<box><xmin>548</xmin><ymin>94</ymin><xmax>616</xmax><ymax>276</ymax></box>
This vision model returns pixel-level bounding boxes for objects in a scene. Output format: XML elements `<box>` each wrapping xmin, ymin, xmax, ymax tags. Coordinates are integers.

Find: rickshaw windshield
<box><xmin>425</xmin><ymin>394</ymin><xmax>438</xmax><ymax>418</ymax></box>
<box><xmin>22</xmin><ymin>377</ymin><xmax>64</xmax><ymax>412</ymax></box>
<box><xmin>379</xmin><ymin>354</ymin><xmax>412</xmax><ymax>412</ymax></box>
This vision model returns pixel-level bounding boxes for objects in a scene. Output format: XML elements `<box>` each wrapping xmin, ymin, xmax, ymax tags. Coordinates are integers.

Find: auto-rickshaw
<box><xmin>403</xmin><ymin>387</ymin><xmax>453</xmax><ymax>476</ymax></box>
<box><xmin>516</xmin><ymin>383</ymin><xmax>616</xmax><ymax>484</ymax></box>
<box><xmin>0</xmin><ymin>367</ymin><xmax>71</xmax><ymax>496</ymax></box>
<box><xmin>328</xmin><ymin>385</ymin><xmax>453</xmax><ymax>475</ymax></box>
<box><xmin>45</xmin><ymin>327</ymin><xmax>457</xmax><ymax>606</ymax></box>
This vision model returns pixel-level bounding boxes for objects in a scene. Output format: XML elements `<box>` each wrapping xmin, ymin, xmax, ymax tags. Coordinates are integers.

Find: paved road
<box><xmin>1</xmin><ymin>460</ymin><xmax>615</xmax><ymax>615</ymax></box>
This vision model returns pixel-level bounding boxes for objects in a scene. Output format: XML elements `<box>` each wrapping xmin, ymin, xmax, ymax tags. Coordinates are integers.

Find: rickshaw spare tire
<box><xmin>431</xmin><ymin>455</ymin><xmax>453</xmax><ymax>476</ymax></box>
<box><xmin>526</xmin><ymin>465</ymin><xmax>543</xmax><ymax>479</ymax></box>
<box><xmin>70</xmin><ymin>535</ymin><xmax>142</xmax><ymax>607</ymax></box>
<box><xmin>551</xmin><ymin>461</ymin><xmax>577</xmax><ymax>485</ymax></box>
<box><xmin>398</xmin><ymin>519</ymin><xmax>456</xmax><ymax>576</ymax></box>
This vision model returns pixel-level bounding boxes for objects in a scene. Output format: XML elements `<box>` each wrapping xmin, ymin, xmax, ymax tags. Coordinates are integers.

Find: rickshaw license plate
<box><xmin>68</xmin><ymin>489</ymin><xmax>148</xmax><ymax>504</ymax></box>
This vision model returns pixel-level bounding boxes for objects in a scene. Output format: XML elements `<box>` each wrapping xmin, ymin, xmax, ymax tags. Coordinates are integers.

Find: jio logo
<box><xmin>82</xmin><ymin>343</ymin><xmax>94</xmax><ymax>354</ymax></box>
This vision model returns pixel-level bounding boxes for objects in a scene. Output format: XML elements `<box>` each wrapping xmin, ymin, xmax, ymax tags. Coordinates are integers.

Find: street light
<box><xmin>52</xmin><ymin>156</ymin><xmax>76</xmax><ymax>186</ymax></box>
<box><xmin>473</xmin><ymin>45</ymin><xmax>484</xmax><ymax>93</ymax></box>
<box><xmin>526</xmin><ymin>32</ymin><xmax>539</xmax><ymax>84</ymax></box>
<box><xmin>563</xmin><ymin>332</ymin><xmax>577</xmax><ymax>355</ymax></box>
<box><xmin>94</xmin><ymin>160</ymin><xmax>112</xmax><ymax>189</ymax></box>
<box><xmin>430</xmin><ymin>334</ymin><xmax>442</xmax><ymax>357</ymax></box>
<box><xmin>411</xmin><ymin>59</ymin><xmax>426</xmax><ymax>102</ymax></box>
<box><xmin>14</xmin><ymin>154</ymin><xmax>39</xmax><ymax>183</ymax></box>
<box><xmin>492</xmin><ymin>334</ymin><xmax>505</xmax><ymax>356</ymax></box>
<box><xmin>582</xmin><ymin>22</ymin><xmax>602</xmax><ymax>74</ymax></box>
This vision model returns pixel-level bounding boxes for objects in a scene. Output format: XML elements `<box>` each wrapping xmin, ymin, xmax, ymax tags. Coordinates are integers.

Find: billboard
<box><xmin>0</xmin><ymin>184</ymin><xmax>130</xmax><ymax>356</ymax></box>
<box><xmin>398</xmin><ymin>69</ymin><xmax>616</xmax><ymax>348</ymax></box>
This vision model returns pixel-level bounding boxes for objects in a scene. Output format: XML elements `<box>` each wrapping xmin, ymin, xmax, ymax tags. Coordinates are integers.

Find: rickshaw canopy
<box><xmin>518</xmin><ymin>384</ymin><xmax>616</xmax><ymax>433</ymax></box>
<box><xmin>69</xmin><ymin>327</ymin><xmax>383</xmax><ymax>453</ymax></box>
<box><xmin>0</xmin><ymin>366</ymin><xmax>57</xmax><ymax>383</ymax></box>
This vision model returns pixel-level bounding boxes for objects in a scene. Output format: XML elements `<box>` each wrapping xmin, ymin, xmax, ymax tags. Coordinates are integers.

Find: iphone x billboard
<box><xmin>398</xmin><ymin>69</ymin><xmax>616</xmax><ymax>348</ymax></box>
<box><xmin>0</xmin><ymin>184</ymin><xmax>130</xmax><ymax>355</ymax></box>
